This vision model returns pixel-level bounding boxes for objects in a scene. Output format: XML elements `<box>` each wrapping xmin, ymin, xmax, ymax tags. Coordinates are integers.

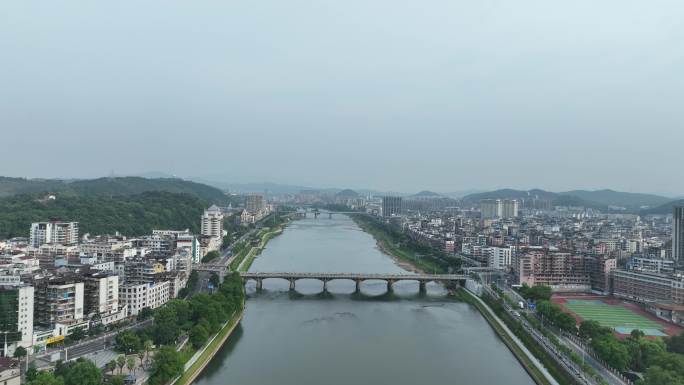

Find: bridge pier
<box><xmin>256</xmin><ymin>278</ymin><xmax>263</xmax><ymax>291</ymax></box>
<box><xmin>322</xmin><ymin>279</ymin><xmax>329</xmax><ymax>292</ymax></box>
<box><xmin>419</xmin><ymin>281</ymin><xmax>427</xmax><ymax>293</ymax></box>
<box><xmin>386</xmin><ymin>280</ymin><xmax>394</xmax><ymax>293</ymax></box>
<box><xmin>328</xmin><ymin>213</ymin><xmax>333</xmax><ymax>219</ymax></box>
<box><xmin>289</xmin><ymin>279</ymin><xmax>296</xmax><ymax>291</ymax></box>
<box><xmin>354</xmin><ymin>279</ymin><xmax>361</xmax><ymax>293</ymax></box>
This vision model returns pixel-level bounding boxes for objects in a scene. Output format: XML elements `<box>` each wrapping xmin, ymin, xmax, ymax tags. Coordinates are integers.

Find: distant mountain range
<box><xmin>461</xmin><ymin>188</ymin><xmax>674</xmax><ymax>212</ymax></box>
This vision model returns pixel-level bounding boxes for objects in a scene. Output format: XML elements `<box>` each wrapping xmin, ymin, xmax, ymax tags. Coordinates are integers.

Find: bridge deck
<box><xmin>239</xmin><ymin>272</ymin><xmax>466</xmax><ymax>281</ymax></box>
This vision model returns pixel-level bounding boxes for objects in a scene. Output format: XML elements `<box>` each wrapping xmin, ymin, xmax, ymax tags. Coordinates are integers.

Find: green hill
<box><xmin>0</xmin><ymin>191</ymin><xmax>206</xmax><ymax>238</ymax></box>
<box><xmin>560</xmin><ymin>189</ymin><xmax>670</xmax><ymax>209</ymax></box>
<box><xmin>640</xmin><ymin>199</ymin><xmax>684</xmax><ymax>215</ymax></box>
<box><xmin>462</xmin><ymin>188</ymin><xmax>668</xmax><ymax>211</ymax></box>
<box><xmin>0</xmin><ymin>176</ymin><xmax>229</xmax><ymax>204</ymax></box>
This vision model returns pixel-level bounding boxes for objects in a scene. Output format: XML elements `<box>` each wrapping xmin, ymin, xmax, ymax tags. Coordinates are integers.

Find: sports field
<box><xmin>563</xmin><ymin>299</ymin><xmax>665</xmax><ymax>336</ymax></box>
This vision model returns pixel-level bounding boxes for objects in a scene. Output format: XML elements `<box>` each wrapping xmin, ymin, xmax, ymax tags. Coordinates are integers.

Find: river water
<box><xmin>193</xmin><ymin>214</ymin><xmax>534</xmax><ymax>385</ymax></box>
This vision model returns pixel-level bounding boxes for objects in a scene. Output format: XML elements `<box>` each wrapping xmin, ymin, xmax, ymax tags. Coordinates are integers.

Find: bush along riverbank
<box><xmin>348</xmin><ymin>214</ymin><xmax>461</xmax><ymax>273</ymax></box>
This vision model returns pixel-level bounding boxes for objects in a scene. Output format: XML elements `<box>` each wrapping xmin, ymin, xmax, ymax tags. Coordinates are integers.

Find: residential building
<box><xmin>488</xmin><ymin>247</ymin><xmax>512</xmax><ymax>269</ymax></box>
<box><xmin>201</xmin><ymin>205</ymin><xmax>224</xmax><ymax>240</ymax></box>
<box><xmin>119</xmin><ymin>281</ymin><xmax>171</xmax><ymax>316</ymax></box>
<box><xmin>611</xmin><ymin>269</ymin><xmax>673</xmax><ymax>304</ymax></box>
<box><xmin>518</xmin><ymin>251</ymin><xmax>591</xmax><ymax>291</ymax></box>
<box><xmin>674</xmin><ymin>206</ymin><xmax>684</xmax><ymax>263</ymax></box>
<box><xmin>382</xmin><ymin>197</ymin><xmax>403</xmax><ymax>217</ymax></box>
<box><xmin>480</xmin><ymin>199</ymin><xmax>501</xmax><ymax>219</ymax></box>
<box><xmin>82</xmin><ymin>271</ymin><xmax>119</xmax><ymax>323</ymax></box>
<box><xmin>29</xmin><ymin>221</ymin><xmax>79</xmax><ymax>247</ymax></box>
<box><xmin>33</xmin><ymin>277</ymin><xmax>84</xmax><ymax>328</ymax></box>
<box><xmin>176</xmin><ymin>235</ymin><xmax>200</xmax><ymax>264</ymax></box>
<box><xmin>0</xmin><ymin>285</ymin><xmax>34</xmax><ymax>356</ymax></box>
<box><xmin>501</xmin><ymin>200</ymin><xmax>519</xmax><ymax>219</ymax></box>
<box><xmin>246</xmin><ymin>195</ymin><xmax>265</xmax><ymax>213</ymax></box>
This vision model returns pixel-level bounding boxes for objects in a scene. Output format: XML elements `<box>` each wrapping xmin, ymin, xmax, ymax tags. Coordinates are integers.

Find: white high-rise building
<box><xmin>29</xmin><ymin>221</ymin><xmax>79</xmax><ymax>247</ymax></box>
<box><xmin>480</xmin><ymin>199</ymin><xmax>518</xmax><ymax>219</ymax></box>
<box><xmin>480</xmin><ymin>199</ymin><xmax>501</xmax><ymax>219</ymax></box>
<box><xmin>501</xmin><ymin>200</ymin><xmax>519</xmax><ymax>219</ymax></box>
<box><xmin>200</xmin><ymin>205</ymin><xmax>224</xmax><ymax>239</ymax></box>
<box><xmin>488</xmin><ymin>247</ymin><xmax>512</xmax><ymax>269</ymax></box>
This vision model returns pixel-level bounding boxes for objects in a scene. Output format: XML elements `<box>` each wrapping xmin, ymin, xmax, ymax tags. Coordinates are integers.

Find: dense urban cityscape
<box><xmin>0</xmin><ymin>179</ymin><xmax>682</xmax><ymax>385</ymax></box>
<box><xmin>3</xmin><ymin>2</ymin><xmax>683</xmax><ymax>385</ymax></box>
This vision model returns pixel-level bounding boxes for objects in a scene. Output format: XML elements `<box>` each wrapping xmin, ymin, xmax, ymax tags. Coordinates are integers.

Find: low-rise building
<box><xmin>119</xmin><ymin>281</ymin><xmax>170</xmax><ymax>316</ymax></box>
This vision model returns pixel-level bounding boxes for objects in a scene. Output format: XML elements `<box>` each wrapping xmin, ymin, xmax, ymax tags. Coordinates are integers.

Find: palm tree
<box><xmin>137</xmin><ymin>350</ymin><xmax>145</xmax><ymax>370</ymax></box>
<box><xmin>143</xmin><ymin>340</ymin><xmax>153</xmax><ymax>366</ymax></box>
<box><xmin>117</xmin><ymin>354</ymin><xmax>126</xmax><ymax>375</ymax></box>
<box><xmin>106</xmin><ymin>360</ymin><xmax>117</xmax><ymax>375</ymax></box>
<box><xmin>126</xmin><ymin>356</ymin><xmax>136</xmax><ymax>375</ymax></box>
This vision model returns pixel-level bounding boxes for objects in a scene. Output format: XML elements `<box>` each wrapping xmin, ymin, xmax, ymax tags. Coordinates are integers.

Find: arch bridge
<box><xmin>239</xmin><ymin>272</ymin><xmax>467</xmax><ymax>293</ymax></box>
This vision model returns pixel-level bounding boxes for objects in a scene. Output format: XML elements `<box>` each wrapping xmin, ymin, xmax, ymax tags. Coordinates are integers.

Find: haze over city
<box><xmin>2</xmin><ymin>1</ymin><xmax>683</xmax><ymax>195</ymax></box>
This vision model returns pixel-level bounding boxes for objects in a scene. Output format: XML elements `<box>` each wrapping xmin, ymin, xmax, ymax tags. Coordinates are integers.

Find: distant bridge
<box><xmin>301</xmin><ymin>209</ymin><xmax>374</xmax><ymax>219</ymax></box>
<box><xmin>239</xmin><ymin>272</ymin><xmax>467</xmax><ymax>293</ymax></box>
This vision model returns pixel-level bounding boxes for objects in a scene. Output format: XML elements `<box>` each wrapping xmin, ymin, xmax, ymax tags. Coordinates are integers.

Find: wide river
<box><xmin>194</xmin><ymin>214</ymin><xmax>534</xmax><ymax>385</ymax></box>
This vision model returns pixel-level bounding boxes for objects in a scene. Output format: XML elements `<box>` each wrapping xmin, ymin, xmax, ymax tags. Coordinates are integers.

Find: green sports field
<box><xmin>563</xmin><ymin>300</ymin><xmax>663</xmax><ymax>334</ymax></box>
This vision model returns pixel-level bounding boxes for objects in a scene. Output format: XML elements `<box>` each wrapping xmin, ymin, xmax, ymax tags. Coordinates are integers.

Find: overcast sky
<box><xmin>1</xmin><ymin>1</ymin><xmax>682</xmax><ymax>195</ymax></box>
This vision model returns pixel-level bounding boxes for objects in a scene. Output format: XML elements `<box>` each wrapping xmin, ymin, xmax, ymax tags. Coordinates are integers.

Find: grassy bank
<box><xmin>349</xmin><ymin>214</ymin><xmax>453</xmax><ymax>273</ymax></box>
<box><xmin>229</xmin><ymin>225</ymin><xmax>285</xmax><ymax>272</ymax></box>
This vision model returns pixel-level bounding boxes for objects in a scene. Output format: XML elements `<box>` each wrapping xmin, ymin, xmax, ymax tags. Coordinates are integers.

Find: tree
<box><xmin>592</xmin><ymin>335</ymin><xmax>630</xmax><ymax>371</ymax></box>
<box><xmin>137</xmin><ymin>350</ymin><xmax>146</xmax><ymax>370</ymax></box>
<box><xmin>202</xmin><ymin>250</ymin><xmax>219</xmax><ymax>263</ymax></box>
<box><xmin>63</xmin><ymin>359</ymin><xmax>101</xmax><ymax>385</ymax></box>
<box><xmin>117</xmin><ymin>355</ymin><xmax>126</xmax><ymax>375</ymax></box>
<box><xmin>639</xmin><ymin>366</ymin><xmax>684</xmax><ymax>385</ymax></box>
<box><xmin>579</xmin><ymin>320</ymin><xmax>605</xmax><ymax>340</ymax></box>
<box><xmin>555</xmin><ymin>312</ymin><xmax>577</xmax><ymax>333</ymax></box>
<box><xmin>28</xmin><ymin>371</ymin><xmax>64</xmax><ymax>385</ymax></box>
<box><xmin>149</xmin><ymin>346</ymin><xmax>184</xmax><ymax>385</ymax></box>
<box><xmin>667</xmin><ymin>331</ymin><xmax>684</xmax><ymax>354</ymax></box>
<box><xmin>109</xmin><ymin>376</ymin><xmax>125</xmax><ymax>385</ymax></box>
<box><xmin>210</xmin><ymin>273</ymin><xmax>220</xmax><ymax>288</ymax></box>
<box><xmin>153</xmin><ymin>306</ymin><xmax>180</xmax><ymax>346</ymax></box>
<box><xmin>13</xmin><ymin>346</ymin><xmax>27</xmax><ymax>359</ymax></box>
<box><xmin>115</xmin><ymin>330</ymin><xmax>141</xmax><ymax>354</ymax></box>
<box><xmin>143</xmin><ymin>340</ymin><xmax>154</xmax><ymax>366</ymax></box>
<box><xmin>190</xmin><ymin>324</ymin><xmax>209</xmax><ymax>349</ymax></box>
<box><xmin>26</xmin><ymin>366</ymin><xmax>38</xmax><ymax>382</ymax></box>
<box><xmin>67</xmin><ymin>327</ymin><xmax>86</xmax><ymax>343</ymax></box>
<box><xmin>105</xmin><ymin>360</ymin><xmax>117</xmax><ymax>375</ymax></box>
<box><xmin>126</xmin><ymin>356</ymin><xmax>137</xmax><ymax>375</ymax></box>
<box><xmin>138</xmin><ymin>307</ymin><xmax>154</xmax><ymax>321</ymax></box>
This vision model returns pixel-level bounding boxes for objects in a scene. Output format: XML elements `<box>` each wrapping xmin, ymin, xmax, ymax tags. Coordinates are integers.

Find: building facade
<box><xmin>674</xmin><ymin>206</ymin><xmax>684</xmax><ymax>263</ymax></box>
<box><xmin>119</xmin><ymin>281</ymin><xmax>171</xmax><ymax>316</ymax></box>
<box><xmin>382</xmin><ymin>197</ymin><xmax>403</xmax><ymax>217</ymax></box>
<box><xmin>200</xmin><ymin>206</ymin><xmax>224</xmax><ymax>240</ymax></box>
<box><xmin>29</xmin><ymin>221</ymin><xmax>79</xmax><ymax>247</ymax></box>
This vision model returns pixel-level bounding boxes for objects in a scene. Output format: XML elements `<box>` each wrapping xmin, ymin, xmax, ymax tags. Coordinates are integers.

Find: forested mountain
<box><xmin>0</xmin><ymin>191</ymin><xmax>206</xmax><ymax>238</ymax></box>
<box><xmin>461</xmin><ymin>188</ymin><xmax>672</xmax><ymax>211</ymax></box>
<box><xmin>0</xmin><ymin>176</ymin><xmax>229</xmax><ymax>203</ymax></box>
<box><xmin>640</xmin><ymin>199</ymin><xmax>684</xmax><ymax>215</ymax></box>
<box><xmin>560</xmin><ymin>189</ymin><xmax>670</xmax><ymax>208</ymax></box>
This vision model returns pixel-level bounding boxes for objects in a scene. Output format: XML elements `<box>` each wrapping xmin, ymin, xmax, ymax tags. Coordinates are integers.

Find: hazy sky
<box><xmin>1</xmin><ymin>1</ymin><xmax>682</xmax><ymax>194</ymax></box>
